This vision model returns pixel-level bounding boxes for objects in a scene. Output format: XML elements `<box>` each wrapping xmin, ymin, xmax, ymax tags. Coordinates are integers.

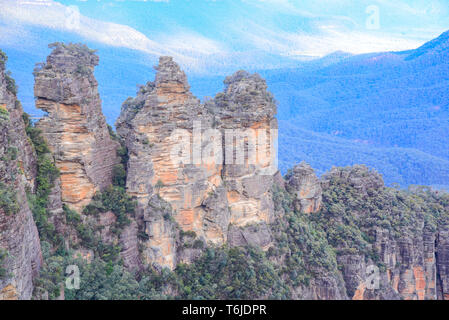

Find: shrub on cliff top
<box><xmin>48</xmin><ymin>42</ymin><xmax>97</xmax><ymax>55</ymax></box>
<box><xmin>5</xmin><ymin>71</ymin><xmax>18</xmax><ymax>95</ymax></box>
<box><xmin>0</xmin><ymin>50</ymin><xmax>18</xmax><ymax>96</ymax></box>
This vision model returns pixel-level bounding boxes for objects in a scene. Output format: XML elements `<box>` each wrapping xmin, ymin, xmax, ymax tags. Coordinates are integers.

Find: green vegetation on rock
<box><xmin>0</xmin><ymin>183</ymin><xmax>19</xmax><ymax>216</ymax></box>
<box><xmin>312</xmin><ymin>165</ymin><xmax>449</xmax><ymax>259</ymax></box>
<box><xmin>0</xmin><ymin>249</ymin><xmax>8</xmax><ymax>280</ymax></box>
<box><xmin>23</xmin><ymin>113</ymin><xmax>61</xmax><ymax>245</ymax></box>
<box><xmin>83</xmin><ymin>185</ymin><xmax>136</xmax><ymax>231</ymax></box>
<box><xmin>270</xmin><ymin>185</ymin><xmax>339</xmax><ymax>287</ymax></box>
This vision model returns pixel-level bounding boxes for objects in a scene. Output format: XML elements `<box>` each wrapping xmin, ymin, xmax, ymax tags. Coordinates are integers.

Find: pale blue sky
<box><xmin>1</xmin><ymin>0</ymin><xmax>448</xmax><ymax>73</ymax></box>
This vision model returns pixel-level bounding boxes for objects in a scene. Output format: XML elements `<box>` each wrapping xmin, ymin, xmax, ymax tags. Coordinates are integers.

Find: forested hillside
<box><xmin>267</xmin><ymin>31</ymin><xmax>449</xmax><ymax>189</ymax></box>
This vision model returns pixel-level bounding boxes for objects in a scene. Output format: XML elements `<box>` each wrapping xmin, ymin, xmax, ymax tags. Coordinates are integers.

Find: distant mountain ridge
<box><xmin>403</xmin><ymin>29</ymin><xmax>449</xmax><ymax>60</ymax></box>
<box><xmin>1</xmin><ymin>28</ymin><xmax>448</xmax><ymax>188</ymax></box>
<box><xmin>266</xmin><ymin>30</ymin><xmax>449</xmax><ymax>189</ymax></box>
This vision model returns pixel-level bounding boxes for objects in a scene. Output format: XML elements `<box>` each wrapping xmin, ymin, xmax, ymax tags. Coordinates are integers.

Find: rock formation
<box><xmin>116</xmin><ymin>56</ymin><xmax>217</xmax><ymax>269</ymax></box>
<box><xmin>212</xmin><ymin>70</ymin><xmax>278</xmax><ymax>249</ymax></box>
<box><xmin>34</xmin><ymin>43</ymin><xmax>120</xmax><ymax>212</ymax></box>
<box><xmin>285</xmin><ymin>161</ymin><xmax>322</xmax><ymax>213</ymax></box>
<box><xmin>2</xmin><ymin>43</ymin><xmax>449</xmax><ymax>300</ymax></box>
<box><xmin>318</xmin><ymin>166</ymin><xmax>449</xmax><ymax>300</ymax></box>
<box><xmin>117</xmin><ymin>58</ymin><xmax>278</xmax><ymax>269</ymax></box>
<box><xmin>0</xmin><ymin>52</ymin><xmax>42</xmax><ymax>300</ymax></box>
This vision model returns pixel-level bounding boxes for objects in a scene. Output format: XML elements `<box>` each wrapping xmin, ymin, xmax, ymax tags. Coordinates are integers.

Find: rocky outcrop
<box><xmin>293</xmin><ymin>276</ymin><xmax>347</xmax><ymax>300</ymax></box>
<box><xmin>119</xmin><ymin>220</ymin><xmax>141</xmax><ymax>271</ymax></box>
<box><xmin>342</xmin><ymin>229</ymin><xmax>438</xmax><ymax>300</ymax></box>
<box><xmin>318</xmin><ymin>165</ymin><xmax>449</xmax><ymax>300</ymax></box>
<box><xmin>228</xmin><ymin>223</ymin><xmax>273</xmax><ymax>249</ymax></box>
<box><xmin>2</xmin><ymin>43</ymin><xmax>449</xmax><ymax>300</ymax></box>
<box><xmin>0</xmin><ymin>52</ymin><xmax>42</xmax><ymax>300</ymax></box>
<box><xmin>436</xmin><ymin>227</ymin><xmax>449</xmax><ymax>299</ymax></box>
<box><xmin>34</xmin><ymin>43</ymin><xmax>119</xmax><ymax>212</ymax></box>
<box><xmin>117</xmin><ymin>57</ymin><xmax>219</xmax><ymax>269</ymax></box>
<box><xmin>267</xmin><ymin>163</ymin><xmax>449</xmax><ymax>300</ymax></box>
<box><xmin>285</xmin><ymin>162</ymin><xmax>321</xmax><ymax>213</ymax></box>
<box><xmin>211</xmin><ymin>70</ymin><xmax>278</xmax><ymax>242</ymax></box>
<box><xmin>117</xmin><ymin>58</ymin><xmax>278</xmax><ymax>269</ymax></box>
<box><xmin>142</xmin><ymin>195</ymin><xmax>178</xmax><ymax>269</ymax></box>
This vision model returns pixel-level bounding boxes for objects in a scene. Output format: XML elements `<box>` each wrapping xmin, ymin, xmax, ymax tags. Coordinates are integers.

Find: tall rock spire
<box><xmin>34</xmin><ymin>43</ymin><xmax>120</xmax><ymax>211</ymax></box>
<box><xmin>211</xmin><ymin>70</ymin><xmax>278</xmax><ymax>249</ymax></box>
<box><xmin>117</xmin><ymin>56</ymin><xmax>223</xmax><ymax>269</ymax></box>
<box><xmin>117</xmin><ymin>57</ymin><xmax>279</xmax><ymax>269</ymax></box>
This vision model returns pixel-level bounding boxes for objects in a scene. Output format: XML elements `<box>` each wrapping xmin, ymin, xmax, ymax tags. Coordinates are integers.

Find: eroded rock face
<box><xmin>293</xmin><ymin>276</ymin><xmax>347</xmax><ymax>300</ymax></box>
<box><xmin>117</xmin><ymin>57</ymin><xmax>221</xmax><ymax>269</ymax></box>
<box><xmin>285</xmin><ymin>162</ymin><xmax>322</xmax><ymax>213</ymax></box>
<box><xmin>346</xmin><ymin>229</ymin><xmax>438</xmax><ymax>300</ymax></box>
<box><xmin>120</xmin><ymin>219</ymin><xmax>141</xmax><ymax>271</ymax></box>
<box><xmin>436</xmin><ymin>227</ymin><xmax>449</xmax><ymax>300</ymax></box>
<box><xmin>34</xmin><ymin>43</ymin><xmax>119</xmax><ymax>212</ymax></box>
<box><xmin>0</xmin><ymin>55</ymin><xmax>42</xmax><ymax>300</ymax></box>
<box><xmin>117</xmin><ymin>58</ymin><xmax>278</xmax><ymax>269</ymax></box>
<box><xmin>142</xmin><ymin>195</ymin><xmax>178</xmax><ymax>269</ymax></box>
<box><xmin>212</xmin><ymin>71</ymin><xmax>278</xmax><ymax>239</ymax></box>
<box><xmin>319</xmin><ymin>166</ymin><xmax>449</xmax><ymax>300</ymax></box>
<box><xmin>228</xmin><ymin>223</ymin><xmax>273</xmax><ymax>249</ymax></box>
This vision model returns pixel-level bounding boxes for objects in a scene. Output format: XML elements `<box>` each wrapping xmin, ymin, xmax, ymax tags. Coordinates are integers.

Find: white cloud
<box><xmin>231</xmin><ymin>19</ymin><xmax>424</xmax><ymax>60</ymax></box>
<box><xmin>0</xmin><ymin>0</ymin><xmax>226</xmax><ymax>72</ymax></box>
<box><xmin>154</xmin><ymin>32</ymin><xmax>225</xmax><ymax>56</ymax></box>
<box><xmin>0</xmin><ymin>0</ymin><xmax>445</xmax><ymax>74</ymax></box>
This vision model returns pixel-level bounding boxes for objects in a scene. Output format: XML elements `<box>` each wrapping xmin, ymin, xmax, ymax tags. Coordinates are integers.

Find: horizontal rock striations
<box><xmin>117</xmin><ymin>58</ymin><xmax>278</xmax><ymax>269</ymax></box>
<box><xmin>211</xmin><ymin>70</ymin><xmax>278</xmax><ymax>249</ymax></box>
<box><xmin>117</xmin><ymin>56</ymin><xmax>217</xmax><ymax>269</ymax></box>
<box><xmin>34</xmin><ymin>43</ymin><xmax>120</xmax><ymax>212</ymax></box>
<box><xmin>2</xmin><ymin>43</ymin><xmax>449</xmax><ymax>300</ymax></box>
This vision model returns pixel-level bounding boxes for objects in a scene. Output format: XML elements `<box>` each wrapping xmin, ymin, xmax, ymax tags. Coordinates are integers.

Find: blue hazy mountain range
<box><xmin>263</xmin><ymin>30</ymin><xmax>449</xmax><ymax>189</ymax></box>
<box><xmin>1</xmin><ymin>26</ymin><xmax>448</xmax><ymax>189</ymax></box>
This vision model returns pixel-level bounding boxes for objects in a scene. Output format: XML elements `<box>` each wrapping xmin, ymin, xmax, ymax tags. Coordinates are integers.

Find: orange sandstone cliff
<box><xmin>116</xmin><ymin>58</ymin><xmax>279</xmax><ymax>269</ymax></box>
<box><xmin>34</xmin><ymin>43</ymin><xmax>120</xmax><ymax>212</ymax></box>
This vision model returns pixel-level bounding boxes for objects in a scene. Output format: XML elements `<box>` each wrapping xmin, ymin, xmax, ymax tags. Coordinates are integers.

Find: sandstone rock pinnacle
<box><xmin>34</xmin><ymin>43</ymin><xmax>120</xmax><ymax>211</ymax></box>
<box><xmin>117</xmin><ymin>57</ymin><xmax>279</xmax><ymax>269</ymax></box>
